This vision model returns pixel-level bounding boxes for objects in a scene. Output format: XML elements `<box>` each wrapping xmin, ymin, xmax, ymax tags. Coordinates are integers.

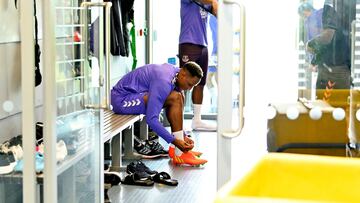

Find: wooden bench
<box><xmin>103</xmin><ymin>109</ymin><xmax>148</xmax><ymax>171</ymax></box>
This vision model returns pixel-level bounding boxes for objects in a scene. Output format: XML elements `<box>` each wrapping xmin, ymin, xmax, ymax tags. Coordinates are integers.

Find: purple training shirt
<box><xmin>179</xmin><ymin>0</ymin><xmax>210</xmax><ymax>46</ymax></box>
<box><xmin>111</xmin><ymin>63</ymin><xmax>180</xmax><ymax>143</ymax></box>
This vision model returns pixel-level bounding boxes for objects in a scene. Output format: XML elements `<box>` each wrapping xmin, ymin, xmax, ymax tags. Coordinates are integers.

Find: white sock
<box><xmin>173</xmin><ymin>130</ymin><xmax>183</xmax><ymax>156</ymax></box>
<box><xmin>193</xmin><ymin>104</ymin><xmax>202</xmax><ymax>121</ymax></box>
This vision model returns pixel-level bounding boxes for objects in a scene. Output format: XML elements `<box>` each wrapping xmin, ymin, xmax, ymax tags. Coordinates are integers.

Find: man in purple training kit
<box><xmin>111</xmin><ymin>62</ymin><xmax>207</xmax><ymax>166</ymax></box>
<box><xmin>179</xmin><ymin>0</ymin><xmax>218</xmax><ymax>132</ymax></box>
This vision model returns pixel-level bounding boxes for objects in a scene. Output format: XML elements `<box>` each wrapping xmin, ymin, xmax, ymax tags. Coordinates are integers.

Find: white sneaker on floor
<box><xmin>191</xmin><ymin>119</ymin><xmax>217</xmax><ymax>131</ymax></box>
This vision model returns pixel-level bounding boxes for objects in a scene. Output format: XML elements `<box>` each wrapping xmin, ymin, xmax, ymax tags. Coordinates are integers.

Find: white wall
<box><xmin>152</xmin><ymin>1</ymin><xmax>181</xmax><ymax>65</ymax></box>
<box><xmin>243</xmin><ymin>0</ymin><xmax>299</xmax><ymax>107</ymax></box>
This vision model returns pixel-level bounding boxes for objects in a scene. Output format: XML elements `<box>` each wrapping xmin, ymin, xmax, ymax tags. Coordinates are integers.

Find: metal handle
<box><xmin>222</xmin><ymin>0</ymin><xmax>246</xmax><ymax>138</ymax></box>
<box><xmin>84</xmin><ymin>104</ymin><xmax>107</xmax><ymax>109</ymax></box>
<box><xmin>81</xmin><ymin>2</ymin><xmax>112</xmax><ymax>109</ymax></box>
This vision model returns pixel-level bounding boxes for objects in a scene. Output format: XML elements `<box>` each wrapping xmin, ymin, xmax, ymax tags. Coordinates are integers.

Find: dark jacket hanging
<box><xmin>108</xmin><ymin>0</ymin><xmax>135</xmax><ymax>56</ymax></box>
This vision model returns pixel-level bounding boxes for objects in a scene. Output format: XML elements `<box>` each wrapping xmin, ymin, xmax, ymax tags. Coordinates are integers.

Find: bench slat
<box><xmin>103</xmin><ymin>109</ymin><xmax>142</xmax><ymax>141</ymax></box>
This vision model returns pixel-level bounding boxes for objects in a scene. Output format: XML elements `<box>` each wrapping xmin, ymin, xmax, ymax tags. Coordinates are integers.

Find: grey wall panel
<box><xmin>0</xmin><ymin>44</ymin><xmax>9</xmax><ymax>119</ymax></box>
<box><xmin>6</xmin><ymin>43</ymin><xmax>22</xmax><ymax>114</ymax></box>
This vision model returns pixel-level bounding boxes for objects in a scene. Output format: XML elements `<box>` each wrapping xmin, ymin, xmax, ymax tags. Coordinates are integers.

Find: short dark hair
<box><xmin>182</xmin><ymin>61</ymin><xmax>203</xmax><ymax>79</ymax></box>
<box><xmin>298</xmin><ymin>2</ymin><xmax>314</xmax><ymax>15</ymax></box>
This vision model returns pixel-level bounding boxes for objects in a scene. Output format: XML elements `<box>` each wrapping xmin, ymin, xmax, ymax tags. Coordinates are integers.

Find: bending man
<box><xmin>111</xmin><ymin>62</ymin><xmax>207</xmax><ymax>166</ymax></box>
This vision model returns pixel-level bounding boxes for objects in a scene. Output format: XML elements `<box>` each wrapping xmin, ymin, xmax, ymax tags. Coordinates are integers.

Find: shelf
<box><xmin>57</xmin><ymin>144</ymin><xmax>92</xmax><ymax>175</ymax></box>
<box><xmin>0</xmin><ymin>143</ymin><xmax>93</xmax><ymax>184</ymax></box>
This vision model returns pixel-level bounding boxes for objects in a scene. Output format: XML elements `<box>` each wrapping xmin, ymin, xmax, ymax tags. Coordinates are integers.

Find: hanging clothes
<box><xmin>129</xmin><ymin>20</ymin><xmax>137</xmax><ymax>70</ymax></box>
<box><xmin>108</xmin><ymin>0</ymin><xmax>135</xmax><ymax>57</ymax></box>
<box><xmin>14</xmin><ymin>0</ymin><xmax>42</xmax><ymax>86</ymax></box>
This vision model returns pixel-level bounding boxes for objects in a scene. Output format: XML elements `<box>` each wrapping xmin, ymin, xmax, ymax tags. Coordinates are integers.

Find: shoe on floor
<box><xmin>172</xmin><ymin>152</ymin><xmax>207</xmax><ymax>166</ymax></box>
<box><xmin>134</xmin><ymin>137</ymin><xmax>165</xmax><ymax>159</ymax></box>
<box><xmin>126</xmin><ymin>160</ymin><xmax>157</xmax><ymax>179</ymax></box>
<box><xmin>191</xmin><ymin>119</ymin><xmax>217</xmax><ymax>131</ymax></box>
<box><xmin>145</xmin><ymin>140</ymin><xmax>168</xmax><ymax>157</ymax></box>
<box><xmin>104</xmin><ymin>171</ymin><xmax>121</xmax><ymax>186</ymax></box>
<box><xmin>121</xmin><ymin>172</ymin><xmax>154</xmax><ymax>186</ymax></box>
<box><xmin>168</xmin><ymin>146</ymin><xmax>202</xmax><ymax>158</ymax></box>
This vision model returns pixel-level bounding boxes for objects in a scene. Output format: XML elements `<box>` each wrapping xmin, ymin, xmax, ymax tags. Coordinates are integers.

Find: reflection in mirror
<box><xmin>309</xmin><ymin>106</ymin><xmax>322</xmax><ymax>120</ymax></box>
<box><xmin>332</xmin><ymin>107</ymin><xmax>345</xmax><ymax>121</ymax></box>
<box><xmin>267</xmin><ymin>0</ymin><xmax>357</xmax><ymax>157</ymax></box>
<box><xmin>2</xmin><ymin>100</ymin><xmax>14</xmax><ymax>113</ymax></box>
<box><xmin>266</xmin><ymin>106</ymin><xmax>277</xmax><ymax>120</ymax></box>
<box><xmin>286</xmin><ymin>106</ymin><xmax>300</xmax><ymax>120</ymax></box>
<box><xmin>356</xmin><ymin>109</ymin><xmax>360</xmax><ymax>121</ymax></box>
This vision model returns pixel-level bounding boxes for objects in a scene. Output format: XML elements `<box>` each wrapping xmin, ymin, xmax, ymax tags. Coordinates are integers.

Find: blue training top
<box><xmin>111</xmin><ymin>63</ymin><xmax>180</xmax><ymax>143</ymax></box>
<box><xmin>179</xmin><ymin>0</ymin><xmax>210</xmax><ymax>46</ymax></box>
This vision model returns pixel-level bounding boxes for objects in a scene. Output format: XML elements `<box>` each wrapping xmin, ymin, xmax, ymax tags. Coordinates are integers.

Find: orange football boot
<box><xmin>168</xmin><ymin>146</ymin><xmax>203</xmax><ymax>158</ymax></box>
<box><xmin>172</xmin><ymin>152</ymin><xmax>207</xmax><ymax>166</ymax></box>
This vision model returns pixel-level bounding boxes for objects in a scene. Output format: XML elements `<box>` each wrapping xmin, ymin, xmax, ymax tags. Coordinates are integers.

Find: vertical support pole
<box><xmin>42</xmin><ymin>0</ymin><xmax>58</xmax><ymax>202</ymax></box>
<box><xmin>21</xmin><ymin>0</ymin><xmax>36</xmax><ymax>202</ymax></box>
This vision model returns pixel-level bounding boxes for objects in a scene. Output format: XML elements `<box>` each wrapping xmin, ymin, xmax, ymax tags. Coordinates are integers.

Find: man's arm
<box><xmin>145</xmin><ymin>82</ymin><xmax>174</xmax><ymax>143</ymax></box>
<box><xmin>193</xmin><ymin>0</ymin><xmax>218</xmax><ymax>16</ymax></box>
<box><xmin>306</xmin><ymin>28</ymin><xmax>335</xmax><ymax>54</ymax></box>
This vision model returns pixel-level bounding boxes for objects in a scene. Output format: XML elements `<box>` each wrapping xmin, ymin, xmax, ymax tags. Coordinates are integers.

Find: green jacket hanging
<box><xmin>130</xmin><ymin>20</ymin><xmax>137</xmax><ymax>70</ymax></box>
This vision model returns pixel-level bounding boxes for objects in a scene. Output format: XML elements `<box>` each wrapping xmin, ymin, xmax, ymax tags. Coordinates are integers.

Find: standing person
<box><xmin>179</xmin><ymin>0</ymin><xmax>218</xmax><ymax>131</ymax></box>
<box><xmin>298</xmin><ymin>2</ymin><xmax>323</xmax><ymax>68</ymax></box>
<box><xmin>298</xmin><ymin>2</ymin><xmax>323</xmax><ymax>43</ymax></box>
<box><xmin>111</xmin><ymin>62</ymin><xmax>207</xmax><ymax>166</ymax></box>
<box><xmin>306</xmin><ymin>4</ymin><xmax>351</xmax><ymax>100</ymax></box>
<box><xmin>206</xmin><ymin>14</ymin><xmax>218</xmax><ymax>113</ymax></box>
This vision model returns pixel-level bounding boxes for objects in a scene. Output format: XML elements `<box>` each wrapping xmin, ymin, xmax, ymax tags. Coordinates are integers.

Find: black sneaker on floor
<box><xmin>134</xmin><ymin>137</ymin><xmax>164</xmax><ymax>159</ymax></box>
<box><xmin>104</xmin><ymin>171</ymin><xmax>121</xmax><ymax>186</ymax></box>
<box><xmin>126</xmin><ymin>160</ymin><xmax>157</xmax><ymax>179</ymax></box>
<box><xmin>145</xmin><ymin>140</ymin><xmax>168</xmax><ymax>157</ymax></box>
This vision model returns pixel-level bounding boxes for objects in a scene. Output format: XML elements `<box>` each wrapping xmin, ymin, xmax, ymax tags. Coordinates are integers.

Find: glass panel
<box><xmin>0</xmin><ymin>2</ymin><xmax>23</xmax><ymax>202</ymax></box>
<box><xmin>349</xmin><ymin>0</ymin><xmax>360</xmax><ymax>156</ymax></box>
<box><xmin>268</xmin><ymin>0</ymin><xmax>357</xmax><ymax>157</ymax></box>
<box><xmin>54</xmin><ymin>0</ymin><xmax>101</xmax><ymax>202</ymax></box>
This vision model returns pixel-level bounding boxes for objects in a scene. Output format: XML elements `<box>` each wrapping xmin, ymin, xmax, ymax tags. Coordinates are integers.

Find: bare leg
<box><xmin>192</xmin><ymin>85</ymin><xmax>204</xmax><ymax>104</ymax></box>
<box><xmin>164</xmin><ymin>91</ymin><xmax>184</xmax><ymax>132</ymax></box>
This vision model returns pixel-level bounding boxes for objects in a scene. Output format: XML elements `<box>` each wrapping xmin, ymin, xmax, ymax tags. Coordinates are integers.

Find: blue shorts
<box><xmin>111</xmin><ymin>92</ymin><xmax>146</xmax><ymax>115</ymax></box>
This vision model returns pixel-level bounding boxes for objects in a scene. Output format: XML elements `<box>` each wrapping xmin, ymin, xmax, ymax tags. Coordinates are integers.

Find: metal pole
<box><xmin>42</xmin><ymin>0</ymin><xmax>58</xmax><ymax>202</ymax></box>
<box><xmin>21</xmin><ymin>0</ymin><xmax>36</xmax><ymax>202</ymax></box>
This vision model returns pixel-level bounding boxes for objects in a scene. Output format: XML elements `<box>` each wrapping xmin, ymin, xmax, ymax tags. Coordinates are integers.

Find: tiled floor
<box><xmin>107</xmin><ymin>120</ymin><xmax>218</xmax><ymax>203</ymax></box>
<box><xmin>107</xmin><ymin>117</ymin><xmax>269</xmax><ymax>203</ymax></box>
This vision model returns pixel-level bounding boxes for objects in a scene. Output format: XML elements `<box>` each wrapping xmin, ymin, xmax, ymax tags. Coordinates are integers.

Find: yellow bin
<box><xmin>215</xmin><ymin>153</ymin><xmax>360</xmax><ymax>203</ymax></box>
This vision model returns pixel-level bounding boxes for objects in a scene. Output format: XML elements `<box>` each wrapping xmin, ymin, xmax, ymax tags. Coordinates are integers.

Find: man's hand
<box><xmin>184</xmin><ymin>135</ymin><xmax>194</xmax><ymax>145</ymax></box>
<box><xmin>305</xmin><ymin>41</ymin><xmax>315</xmax><ymax>54</ymax></box>
<box><xmin>172</xmin><ymin>138</ymin><xmax>194</xmax><ymax>152</ymax></box>
<box><xmin>308</xmin><ymin>64</ymin><xmax>318</xmax><ymax>72</ymax></box>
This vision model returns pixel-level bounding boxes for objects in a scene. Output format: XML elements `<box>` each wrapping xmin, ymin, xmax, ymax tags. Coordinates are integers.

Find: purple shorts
<box><xmin>179</xmin><ymin>43</ymin><xmax>208</xmax><ymax>86</ymax></box>
<box><xmin>111</xmin><ymin>92</ymin><xmax>146</xmax><ymax>115</ymax></box>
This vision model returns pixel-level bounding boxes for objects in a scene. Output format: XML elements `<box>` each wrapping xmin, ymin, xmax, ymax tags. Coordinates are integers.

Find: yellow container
<box><xmin>215</xmin><ymin>153</ymin><xmax>360</xmax><ymax>203</ymax></box>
